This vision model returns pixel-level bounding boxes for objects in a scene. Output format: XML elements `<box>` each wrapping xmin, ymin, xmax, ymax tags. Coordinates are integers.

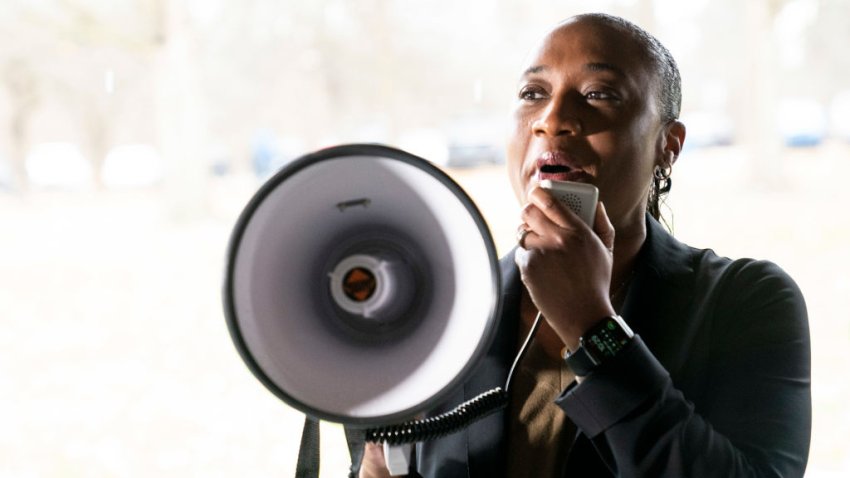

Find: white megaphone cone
<box><xmin>223</xmin><ymin>144</ymin><xmax>503</xmax><ymax>474</ymax></box>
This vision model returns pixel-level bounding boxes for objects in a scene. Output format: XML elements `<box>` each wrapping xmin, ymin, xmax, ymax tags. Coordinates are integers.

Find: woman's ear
<box><xmin>662</xmin><ymin>120</ymin><xmax>686</xmax><ymax>167</ymax></box>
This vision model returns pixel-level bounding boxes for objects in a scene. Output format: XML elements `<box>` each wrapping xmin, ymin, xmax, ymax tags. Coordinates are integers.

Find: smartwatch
<box><xmin>563</xmin><ymin>315</ymin><xmax>634</xmax><ymax>376</ymax></box>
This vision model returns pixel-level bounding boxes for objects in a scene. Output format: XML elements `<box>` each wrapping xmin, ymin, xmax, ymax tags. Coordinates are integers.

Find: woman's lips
<box><xmin>535</xmin><ymin>151</ymin><xmax>592</xmax><ymax>182</ymax></box>
<box><xmin>537</xmin><ymin>168</ymin><xmax>593</xmax><ymax>182</ymax></box>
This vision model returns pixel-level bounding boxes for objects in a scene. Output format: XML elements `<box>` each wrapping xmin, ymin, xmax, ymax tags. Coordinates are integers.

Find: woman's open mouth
<box><xmin>537</xmin><ymin>164</ymin><xmax>592</xmax><ymax>182</ymax></box>
<box><xmin>534</xmin><ymin>150</ymin><xmax>593</xmax><ymax>183</ymax></box>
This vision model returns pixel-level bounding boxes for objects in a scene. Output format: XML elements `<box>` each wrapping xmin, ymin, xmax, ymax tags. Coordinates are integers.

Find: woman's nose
<box><xmin>532</xmin><ymin>95</ymin><xmax>582</xmax><ymax>137</ymax></box>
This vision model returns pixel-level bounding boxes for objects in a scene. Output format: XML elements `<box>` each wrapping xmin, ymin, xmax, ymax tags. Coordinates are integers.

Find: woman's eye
<box><xmin>586</xmin><ymin>91</ymin><xmax>618</xmax><ymax>101</ymax></box>
<box><xmin>519</xmin><ymin>87</ymin><xmax>547</xmax><ymax>101</ymax></box>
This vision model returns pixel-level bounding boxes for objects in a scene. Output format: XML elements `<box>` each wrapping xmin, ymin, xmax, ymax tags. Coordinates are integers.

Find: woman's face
<box><xmin>507</xmin><ymin>19</ymin><xmax>669</xmax><ymax>229</ymax></box>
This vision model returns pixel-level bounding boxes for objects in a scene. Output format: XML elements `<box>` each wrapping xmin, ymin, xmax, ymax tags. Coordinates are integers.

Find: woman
<box><xmin>359</xmin><ymin>12</ymin><xmax>810</xmax><ymax>477</ymax></box>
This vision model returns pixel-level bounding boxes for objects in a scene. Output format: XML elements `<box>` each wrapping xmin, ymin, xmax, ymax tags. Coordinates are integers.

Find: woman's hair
<box><xmin>647</xmin><ymin>175</ymin><xmax>668</xmax><ymax>222</ymax></box>
<box><xmin>571</xmin><ymin>13</ymin><xmax>682</xmax><ymax>222</ymax></box>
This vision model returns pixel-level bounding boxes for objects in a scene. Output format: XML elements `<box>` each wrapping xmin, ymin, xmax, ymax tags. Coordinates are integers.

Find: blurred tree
<box><xmin>742</xmin><ymin>0</ymin><xmax>785</xmax><ymax>186</ymax></box>
<box><xmin>153</xmin><ymin>0</ymin><xmax>211</xmax><ymax>218</ymax></box>
<box><xmin>804</xmin><ymin>0</ymin><xmax>850</xmax><ymax>102</ymax></box>
<box><xmin>2</xmin><ymin>0</ymin><xmax>847</xmax><ymax>194</ymax></box>
<box><xmin>2</xmin><ymin>59</ymin><xmax>39</xmax><ymax>191</ymax></box>
<box><xmin>0</xmin><ymin>0</ymin><xmax>159</xmax><ymax>190</ymax></box>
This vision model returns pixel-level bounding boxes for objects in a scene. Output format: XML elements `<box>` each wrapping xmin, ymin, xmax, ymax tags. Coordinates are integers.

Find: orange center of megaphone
<box><xmin>342</xmin><ymin>267</ymin><xmax>377</xmax><ymax>302</ymax></box>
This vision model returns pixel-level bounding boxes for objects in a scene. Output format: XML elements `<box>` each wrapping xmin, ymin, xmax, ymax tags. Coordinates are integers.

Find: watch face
<box><xmin>585</xmin><ymin>317</ymin><xmax>632</xmax><ymax>361</ymax></box>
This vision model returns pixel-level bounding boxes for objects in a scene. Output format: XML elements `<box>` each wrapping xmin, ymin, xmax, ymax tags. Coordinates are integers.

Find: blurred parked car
<box><xmin>398</xmin><ymin>128</ymin><xmax>450</xmax><ymax>166</ymax></box>
<box><xmin>0</xmin><ymin>155</ymin><xmax>11</xmax><ymax>190</ymax></box>
<box><xmin>443</xmin><ymin>116</ymin><xmax>506</xmax><ymax>168</ymax></box>
<box><xmin>25</xmin><ymin>142</ymin><xmax>92</xmax><ymax>189</ymax></box>
<box><xmin>777</xmin><ymin>98</ymin><xmax>827</xmax><ymax>147</ymax></box>
<box><xmin>679</xmin><ymin>110</ymin><xmax>734</xmax><ymax>149</ymax></box>
<box><xmin>446</xmin><ymin>142</ymin><xmax>504</xmax><ymax>168</ymax></box>
<box><xmin>251</xmin><ymin>130</ymin><xmax>305</xmax><ymax>179</ymax></box>
<box><xmin>102</xmin><ymin>144</ymin><xmax>164</xmax><ymax>188</ymax></box>
<box><xmin>829</xmin><ymin>90</ymin><xmax>850</xmax><ymax>142</ymax></box>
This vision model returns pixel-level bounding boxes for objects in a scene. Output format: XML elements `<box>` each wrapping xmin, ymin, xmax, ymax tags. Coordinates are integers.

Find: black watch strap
<box><xmin>563</xmin><ymin>344</ymin><xmax>598</xmax><ymax>376</ymax></box>
<box><xmin>563</xmin><ymin>315</ymin><xmax>634</xmax><ymax>376</ymax></box>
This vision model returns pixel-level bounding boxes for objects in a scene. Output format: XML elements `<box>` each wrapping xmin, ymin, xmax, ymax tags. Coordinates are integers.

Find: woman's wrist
<box><xmin>552</xmin><ymin>299</ymin><xmax>617</xmax><ymax>352</ymax></box>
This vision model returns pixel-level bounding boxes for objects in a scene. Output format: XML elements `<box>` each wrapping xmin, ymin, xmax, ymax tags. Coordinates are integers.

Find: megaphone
<box><xmin>223</xmin><ymin>144</ymin><xmax>502</xmax><ymax>427</ymax></box>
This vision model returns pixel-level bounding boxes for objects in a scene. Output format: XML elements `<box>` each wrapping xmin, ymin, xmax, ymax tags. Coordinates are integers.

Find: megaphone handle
<box><xmin>383</xmin><ymin>442</ymin><xmax>413</xmax><ymax>476</ymax></box>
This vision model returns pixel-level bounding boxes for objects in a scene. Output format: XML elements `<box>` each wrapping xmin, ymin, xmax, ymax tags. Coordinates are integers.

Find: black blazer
<box><xmin>412</xmin><ymin>215</ymin><xmax>811</xmax><ymax>477</ymax></box>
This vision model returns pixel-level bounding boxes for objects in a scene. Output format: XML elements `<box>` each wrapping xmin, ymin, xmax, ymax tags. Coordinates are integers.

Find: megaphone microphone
<box><xmin>223</xmin><ymin>144</ymin><xmax>506</xmax><ymax>472</ymax></box>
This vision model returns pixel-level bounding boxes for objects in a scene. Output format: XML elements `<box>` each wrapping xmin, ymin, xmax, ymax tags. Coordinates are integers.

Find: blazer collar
<box><xmin>637</xmin><ymin>215</ymin><xmax>694</xmax><ymax>283</ymax></box>
<box><xmin>620</xmin><ymin>215</ymin><xmax>697</xmax><ymax>375</ymax></box>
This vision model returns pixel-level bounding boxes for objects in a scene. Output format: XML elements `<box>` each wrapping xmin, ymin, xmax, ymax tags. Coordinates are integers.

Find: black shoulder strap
<box><xmin>295</xmin><ymin>416</ymin><xmax>320</xmax><ymax>478</ymax></box>
<box><xmin>295</xmin><ymin>416</ymin><xmax>367</xmax><ymax>478</ymax></box>
<box><xmin>344</xmin><ymin>426</ymin><xmax>366</xmax><ymax>478</ymax></box>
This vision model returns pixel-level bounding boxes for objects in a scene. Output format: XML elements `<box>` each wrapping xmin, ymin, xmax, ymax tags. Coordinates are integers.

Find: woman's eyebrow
<box><xmin>584</xmin><ymin>62</ymin><xmax>625</xmax><ymax>77</ymax></box>
<box><xmin>521</xmin><ymin>62</ymin><xmax>625</xmax><ymax>79</ymax></box>
<box><xmin>521</xmin><ymin>65</ymin><xmax>548</xmax><ymax>77</ymax></box>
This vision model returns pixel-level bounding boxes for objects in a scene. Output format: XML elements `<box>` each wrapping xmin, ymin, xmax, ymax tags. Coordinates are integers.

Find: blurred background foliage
<box><xmin>2</xmin><ymin>0</ymin><xmax>850</xmax><ymax>193</ymax></box>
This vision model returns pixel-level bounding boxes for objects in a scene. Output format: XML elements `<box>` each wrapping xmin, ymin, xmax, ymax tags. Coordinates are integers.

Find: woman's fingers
<box><xmin>359</xmin><ymin>443</ymin><xmax>393</xmax><ymax>478</ymax></box>
<box><xmin>514</xmin><ymin>189</ymin><xmax>617</xmax><ymax>347</ymax></box>
<box><xmin>519</xmin><ymin>202</ymin><xmax>584</xmax><ymax>251</ymax></box>
<box><xmin>526</xmin><ymin>185</ymin><xmax>587</xmax><ymax>230</ymax></box>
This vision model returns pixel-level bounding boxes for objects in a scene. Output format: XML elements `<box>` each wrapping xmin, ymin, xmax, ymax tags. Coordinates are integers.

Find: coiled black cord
<box><xmin>364</xmin><ymin>387</ymin><xmax>508</xmax><ymax>445</ymax></box>
<box><xmin>365</xmin><ymin>312</ymin><xmax>544</xmax><ymax>445</ymax></box>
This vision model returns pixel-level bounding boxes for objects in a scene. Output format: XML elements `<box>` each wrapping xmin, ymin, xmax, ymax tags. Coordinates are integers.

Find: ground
<box><xmin>1</xmin><ymin>143</ymin><xmax>848</xmax><ymax>477</ymax></box>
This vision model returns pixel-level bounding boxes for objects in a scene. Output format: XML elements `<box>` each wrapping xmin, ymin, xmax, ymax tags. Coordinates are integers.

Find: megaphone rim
<box><xmin>222</xmin><ymin>143</ymin><xmax>503</xmax><ymax>426</ymax></box>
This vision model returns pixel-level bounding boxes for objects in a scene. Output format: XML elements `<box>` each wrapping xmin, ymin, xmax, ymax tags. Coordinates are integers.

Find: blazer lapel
<box><xmin>621</xmin><ymin>216</ymin><xmax>698</xmax><ymax>381</ymax></box>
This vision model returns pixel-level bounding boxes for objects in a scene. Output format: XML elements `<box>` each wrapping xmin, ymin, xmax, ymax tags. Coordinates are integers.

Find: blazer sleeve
<box><xmin>554</xmin><ymin>259</ymin><xmax>811</xmax><ymax>477</ymax></box>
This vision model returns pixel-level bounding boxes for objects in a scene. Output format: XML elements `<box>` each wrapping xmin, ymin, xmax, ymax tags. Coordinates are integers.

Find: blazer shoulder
<box><xmin>693</xmin><ymin>251</ymin><xmax>805</xmax><ymax>309</ymax></box>
<box><xmin>690</xmin><ymin>250</ymin><xmax>809</xmax><ymax>352</ymax></box>
<box><xmin>654</xmin><ymin>217</ymin><xmax>804</xmax><ymax>310</ymax></box>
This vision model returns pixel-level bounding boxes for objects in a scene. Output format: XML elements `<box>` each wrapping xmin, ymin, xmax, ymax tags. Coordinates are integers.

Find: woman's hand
<box><xmin>514</xmin><ymin>186</ymin><xmax>617</xmax><ymax>351</ymax></box>
<box><xmin>359</xmin><ymin>442</ymin><xmax>399</xmax><ymax>478</ymax></box>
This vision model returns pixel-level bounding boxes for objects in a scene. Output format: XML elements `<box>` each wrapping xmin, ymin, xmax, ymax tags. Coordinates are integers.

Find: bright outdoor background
<box><xmin>2</xmin><ymin>0</ymin><xmax>849</xmax><ymax>476</ymax></box>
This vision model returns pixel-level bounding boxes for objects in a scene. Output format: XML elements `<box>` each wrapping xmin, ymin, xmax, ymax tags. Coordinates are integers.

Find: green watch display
<box><xmin>563</xmin><ymin>315</ymin><xmax>635</xmax><ymax>376</ymax></box>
